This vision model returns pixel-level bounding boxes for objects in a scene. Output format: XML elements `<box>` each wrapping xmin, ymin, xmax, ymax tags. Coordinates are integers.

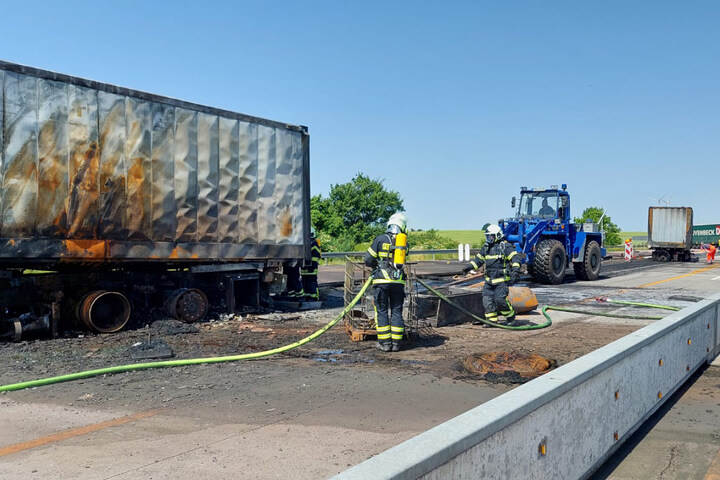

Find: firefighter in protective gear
<box><xmin>301</xmin><ymin>227</ymin><xmax>322</xmax><ymax>300</ymax></box>
<box><xmin>462</xmin><ymin>224</ymin><xmax>522</xmax><ymax>326</ymax></box>
<box><xmin>282</xmin><ymin>261</ymin><xmax>304</xmax><ymax>298</ymax></box>
<box><xmin>364</xmin><ymin>213</ymin><xmax>408</xmax><ymax>352</ymax></box>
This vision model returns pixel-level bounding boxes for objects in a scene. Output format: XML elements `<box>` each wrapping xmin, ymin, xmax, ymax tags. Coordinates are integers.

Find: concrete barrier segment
<box><xmin>331</xmin><ymin>292</ymin><xmax>720</xmax><ymax>480</ymax></box>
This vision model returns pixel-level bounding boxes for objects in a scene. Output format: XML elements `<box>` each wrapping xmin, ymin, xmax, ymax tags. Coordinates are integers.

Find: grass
<box><xmin>436</xmin><ymin>230</ymin><xmax>485</xmax><ymax>246</ymax></box>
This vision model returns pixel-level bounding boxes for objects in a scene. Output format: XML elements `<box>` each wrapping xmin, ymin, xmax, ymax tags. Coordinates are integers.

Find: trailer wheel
<box><xmin>653</xmin><ymin>249</ymin><xmax>671</xmax><ymax>262</ymax></box>
<box><xmin>166</xmin><ymin>288</ymin><xmax>208</xmax><ymax>323</ymax></box>
<box><xmin>534</xmin><ymin>239</ymin><xmax>566</xmax><ymax>285</ymax></box>
<box><xmin>573</xmin><ymin>241</ymin><xmax>601</xmax><ymax>281</ymax></box>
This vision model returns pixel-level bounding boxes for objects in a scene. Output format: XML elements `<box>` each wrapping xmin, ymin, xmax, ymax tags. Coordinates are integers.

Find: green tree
<box><xmin>312</xmin><ymin>173</ymin><xmax>404</xmax><ymax>251</ymax></box>
<box><xmin>574</xmin><ymin>207</ymin><xmax>622</xmax><ymax>246</ymax></box>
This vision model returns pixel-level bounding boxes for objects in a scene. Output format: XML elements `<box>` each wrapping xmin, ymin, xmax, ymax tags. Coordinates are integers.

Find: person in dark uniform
<box><xmin>463</xmin><ymin>224</ymin><xmax>522</xmax><ymax>327</ymax></box>
<box><xmin>539</xmin><ymin>197</ymin><xmax>555</xmax><ymax>217</ymax></box>
<box><xmin>364</xmin><ymin>213</ymin><xmax>408</xmax><ymax>352</ymax></box>
<box><xmin>282</xmin><ymin>261</ymin><xmax>304</xmax><ymax>298</ymax></box>
<box><xmin>301</xmin><ymin>227</ymin><xmax>322</xmax><ymax>300</ymax></box>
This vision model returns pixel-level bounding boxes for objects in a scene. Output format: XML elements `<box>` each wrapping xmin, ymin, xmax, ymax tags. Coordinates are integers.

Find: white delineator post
<box><xmin>458</xmin><ymin>244</ymin><xmax>464</xmax><ymax>262</ymax></box>
<box><xmin>465</xmin><ymin>244</ymin><xmax>470</xmax><ymax>262</ymax></box>
<box><xmin>624</xmin><ymin>239</ymin><xmax>633</xmax><ymax>260</ymax></box>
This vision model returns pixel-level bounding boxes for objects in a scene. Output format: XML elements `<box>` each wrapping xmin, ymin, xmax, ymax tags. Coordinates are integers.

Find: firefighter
<box><xmin>364</xmin><ymin>213</ymin><xmax>409</xmax><ymax>352</ymax></box>
<box><xmin>301</xmin><ymin>227</ymin><xmax>322</xmax><ymax>300</ymax></box>
<box><xmin>282</xmin><ymin>261</ymin><xmax>304</xmax><ymax>298</ymax></box>
<box><xmin>462</xmin><ymin>224</ymin><xmax>522</xmax><ymax>327</ymax></box>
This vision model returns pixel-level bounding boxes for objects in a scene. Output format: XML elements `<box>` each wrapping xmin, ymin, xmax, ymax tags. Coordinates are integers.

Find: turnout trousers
<box><xmin>373</xmin><ymin>283</ymin><xmax>405</xmax><ymax>347</ymax></box>
<box><xmin>482</xmin><ymin>281</ymin><xmax>515</xmax><ymax>323</ymax></box>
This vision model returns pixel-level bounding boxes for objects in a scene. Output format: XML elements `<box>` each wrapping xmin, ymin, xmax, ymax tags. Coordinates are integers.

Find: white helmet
<box><xmin>387</xmin><ymin>213</ymin><xmax>408</xmax><ymax>234</ymax></box>
<box><xmin>485</xmin><ymin>224</ymin><xmax>503</xmax><ymax>243</ymax></box>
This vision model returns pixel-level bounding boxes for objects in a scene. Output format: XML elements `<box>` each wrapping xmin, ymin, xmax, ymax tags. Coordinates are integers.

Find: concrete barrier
<box><xmin>332</xmin><ymin>293</ymin><xmax>720</xmax><ymax>480</ymax></box>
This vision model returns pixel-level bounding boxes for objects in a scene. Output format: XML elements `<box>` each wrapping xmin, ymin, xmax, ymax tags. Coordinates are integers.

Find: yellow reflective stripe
<box><xmin>476</xmin><ymin>255</ymin><xmax>485</xmax><ymax>261</ymax></box>
<box><xmin>390</xmin><ymin>326</ymin><xmax>405</xmax><ymax>333</ymax></box>
<box><xmin>381</xmin><ymin>269</ymin><xmax>392</xmax><ymax>281</ymax></box>
<box><xmin>485</xmin><ymin>277</ymin><xmax>509</xmax><ymax>284</ymax></box>
<box><xmin>378</xmin><ymin>252</ymin><xmax>390</xmax><ymax>258</ymax></box>
<box><xmin>376</xmin><ymin>325</ymin><xmax>391</xmax><ymax>332</ymax></box>
<box><xmin>391</xmin><ymin>334</ymin><xmax>403</xmax><ymax>340</ymax></box>
<box><xmin>485</xmin><ymin>312</ymin><xmax>498</xmax><ymax>319</ymax></box>
<box><xmin>311</xmin><ymin>256</ymin><xmax>321</xmax><ymax>263</ymax></box>
<box><xmin>485</xmin><ymin>255</ymin><xmax>501</xmax><ymax>259</ymax></box>
<box><xmin>507</xmin><ymin>251</ymin><xmax>518</xmax><ymax>259</ymax></box>
<box><xmin>512</xmin><ymin>262</ymin><xmax>520</xmax><ymax>268</ymax></box>
<box><xmin>372</xmin><ymin>278</ymin><xmax>405</xmax><ymax>285</ymax></box>
<box><xmin>367</xmin><ymin>247</ymin><xmax>377</xmax><ymax>257</ymax></box>
<box><xmin>378</xmin><ymin>333</ymin><xmax>392</xmax><ymax>340</ymax></box>
<box><xmin>470</xmin><ymin>261</ymin><xmax>480</xmax><ymax>269</ymax></box>
<box><xmin>300</xmin><ymin>270</ymin><xmax>318</xmax><ymax>275</ymax></box>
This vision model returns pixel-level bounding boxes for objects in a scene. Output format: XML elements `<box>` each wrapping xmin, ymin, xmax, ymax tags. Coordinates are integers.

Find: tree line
<box><xmin>311</xmin><ymin>173</ymin><xmax>621</xmax><ymax>251</ymax></box>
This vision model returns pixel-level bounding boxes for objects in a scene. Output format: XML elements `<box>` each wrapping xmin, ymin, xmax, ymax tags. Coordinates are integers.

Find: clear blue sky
<box><xmin>1</xmin><ymin>1</ymin><xmax>718</xmax><ymax>231</ymax></box>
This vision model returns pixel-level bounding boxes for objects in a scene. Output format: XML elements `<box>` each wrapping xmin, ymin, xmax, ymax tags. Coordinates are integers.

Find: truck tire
<box><xmin>534</xmin><ymin>239</ymin><xmax>566</xmax><ymax>285</ymax></box>
<box><xmin>653</xmin><ymin>249</ymin><xmax>671</xmax><ymax>262</ymax></box>
<box><xmin>573</xmin><ymin>240</ymin><xmax>601</xmax><ymax>280</ymax></box>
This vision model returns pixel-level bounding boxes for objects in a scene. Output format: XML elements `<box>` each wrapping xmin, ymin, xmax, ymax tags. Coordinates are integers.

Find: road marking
<box><xmin>704</xmin><ymin>444</ymin><xmax>720</xmax><ymax>480</ymax></box>
<box><xmin>637</xmin><ymin>264</ymin><xmax>720</xmax><ymax>288</ymax></box>
<box><xmin>712</xmin><ymin>275</ymin><xmax>720</xmax><ymax>281</ymax></box>
<box><xmin>0</xmin><ymin>408</ymin><xmax>164</xmax><ymax>457</ymax></box>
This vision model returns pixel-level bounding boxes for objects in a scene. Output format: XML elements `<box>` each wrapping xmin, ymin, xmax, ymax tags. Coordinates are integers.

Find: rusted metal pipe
<box><xmin>165</xmin><ymin>288</ymin><xmax>208</xmax><ymax>323</ymax></box>
<box><xmin>78</xmin><ymin>291</ymin><xmax>131</xmax><ymax>333</ymax></box>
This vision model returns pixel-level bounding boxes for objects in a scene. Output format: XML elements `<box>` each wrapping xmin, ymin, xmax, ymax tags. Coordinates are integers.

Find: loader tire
<box><xmin>534</xmin><ymin>239</ymin><xmax>566</xmax><ymax>285</ymax></box>
<box><xmin>573</xmin><ymin>240</ymin><xmax>601</xmax><ymax>281</ymax></box>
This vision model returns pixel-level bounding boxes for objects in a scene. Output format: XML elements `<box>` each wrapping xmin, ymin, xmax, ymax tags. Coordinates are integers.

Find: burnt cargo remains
<box><xmin>0</xmin><ymin>61</ymin><xmax>311</xmax><ymax>338</ymax></box>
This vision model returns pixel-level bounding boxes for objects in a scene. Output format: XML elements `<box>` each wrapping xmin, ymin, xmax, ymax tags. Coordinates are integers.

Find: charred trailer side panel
<box><xmin>0</xmin><ymin>61</ymin><xmax>311</xmax><ymax>338</ymax></box>
<box><xmin>647</xmin><ymin>207</ymin><xmax>694</xmax><ymax>262</ymax></box>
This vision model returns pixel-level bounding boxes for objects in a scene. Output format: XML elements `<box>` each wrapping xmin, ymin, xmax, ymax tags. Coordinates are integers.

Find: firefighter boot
<box><xmin>391</xmin><ymin>342</ymin><xmax>401</xmax><ymax>352</ymax></box>
<box><xmin>376</xmin><ymin>341</ymin><xmax>392</xmax><ymax>352</ymax></box>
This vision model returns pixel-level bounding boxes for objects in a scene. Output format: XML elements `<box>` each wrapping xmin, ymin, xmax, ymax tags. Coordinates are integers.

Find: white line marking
<box><xmin>712</xmin><ymin>275</ymin><xmax>720</xmax><ymax>281</ymax></box>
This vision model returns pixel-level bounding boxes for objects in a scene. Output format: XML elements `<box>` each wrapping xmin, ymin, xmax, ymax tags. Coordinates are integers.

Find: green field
<box><xmin>437</xmin><ymin>230</ymin><xmax>485</xmax><ymax>246</ymax></box>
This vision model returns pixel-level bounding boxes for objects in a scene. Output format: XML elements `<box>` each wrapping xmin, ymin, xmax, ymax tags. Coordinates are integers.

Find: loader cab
<box><xmin>517</xmin><ymin>189</ymin><xmax>567</xmax><ymax>220</ymax></box>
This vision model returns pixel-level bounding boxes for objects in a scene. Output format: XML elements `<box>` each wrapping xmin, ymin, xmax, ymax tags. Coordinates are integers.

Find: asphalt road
<box><xmin>1</xmin><ymin>256</ymin><xmax>719</xmax><ymax>480</ymax></box>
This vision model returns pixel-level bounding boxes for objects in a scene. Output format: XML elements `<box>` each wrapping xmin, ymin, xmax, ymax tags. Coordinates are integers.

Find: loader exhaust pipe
<box><xmin>78</xmin><ymin>291</ymin><xmax>131</xmax><ymax>333</ymax></box>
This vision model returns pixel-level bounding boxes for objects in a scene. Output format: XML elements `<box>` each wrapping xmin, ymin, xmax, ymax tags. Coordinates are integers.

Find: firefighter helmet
<box><xmin>310</xmin><ymin>226</ymin><xmax>316</xmax><ymax>238</ymax></box>
<box><xmin>387</xmin><ymin>213</ymin><xmax>408</xmax><ymax>234</ymax></box>
<box><xmin>485</xmin><ymin>224</ymin><xmax>503</xmax><ymax>243</ymax></box>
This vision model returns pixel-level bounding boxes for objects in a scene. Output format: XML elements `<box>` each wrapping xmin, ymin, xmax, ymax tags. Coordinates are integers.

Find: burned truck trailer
<box><xmin>0</xmin><ymin>61</ymin><xmax>311</xmax><ymax>339</ymax></box>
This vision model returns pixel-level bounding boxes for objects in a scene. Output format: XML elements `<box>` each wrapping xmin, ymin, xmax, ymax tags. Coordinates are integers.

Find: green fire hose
<box><xmin>417</xmin><ymin>278</ymin><xmax>681</xmax><ymax>330</ymax></box>
<box><xmin>0</xmin><ymin>277</ymin><xmax>374</xmax><ymax>393</ymax></box>
<box><xmin>416</xmin><ymin>277</ymin><xmax>551</xmax><ymax>330</ymax></box>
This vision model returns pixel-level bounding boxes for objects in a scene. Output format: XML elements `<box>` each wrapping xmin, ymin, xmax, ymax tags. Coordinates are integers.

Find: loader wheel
<box><xmin>573</xmin><ymin>241</ymin><xmax>601</xmax><ymax>281</ymax></box>
<box><xmin>534</xmin><ymin>239</ymin><xmax>566</xmax><ymax>285</ymax></box>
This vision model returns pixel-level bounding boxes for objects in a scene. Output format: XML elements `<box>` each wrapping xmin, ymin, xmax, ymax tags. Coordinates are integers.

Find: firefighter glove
<box><xmin>462</xmin><ymin>265</ymin><xmax>473</xmax><ymax>274</ymax></box>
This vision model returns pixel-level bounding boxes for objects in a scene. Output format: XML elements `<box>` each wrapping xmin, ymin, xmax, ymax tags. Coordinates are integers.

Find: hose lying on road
<box><xmin>416</xmin><ymin>277</ymin><xmax>551</xmax><ymax>330</ymax></box>
<box><xmin>417</xmin><ymin>278</ymin><xmax>681</xmax><ymax>330</ymax></box>
<box><xmin>539</xmin><ymin>296</ymin><xmax>681</xmax><ymax>323</ymax></box>
<box><xmin>0</xmin><ymin>278</ymin><xmax>374</xmax><ymax>393</ymax></box>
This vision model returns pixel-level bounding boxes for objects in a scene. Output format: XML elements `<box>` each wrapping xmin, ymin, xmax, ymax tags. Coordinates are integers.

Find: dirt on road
<box><xmin>0</xmin><ymin>285</ymin><xmax>640</xmax><ymax>409</ymax></box>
